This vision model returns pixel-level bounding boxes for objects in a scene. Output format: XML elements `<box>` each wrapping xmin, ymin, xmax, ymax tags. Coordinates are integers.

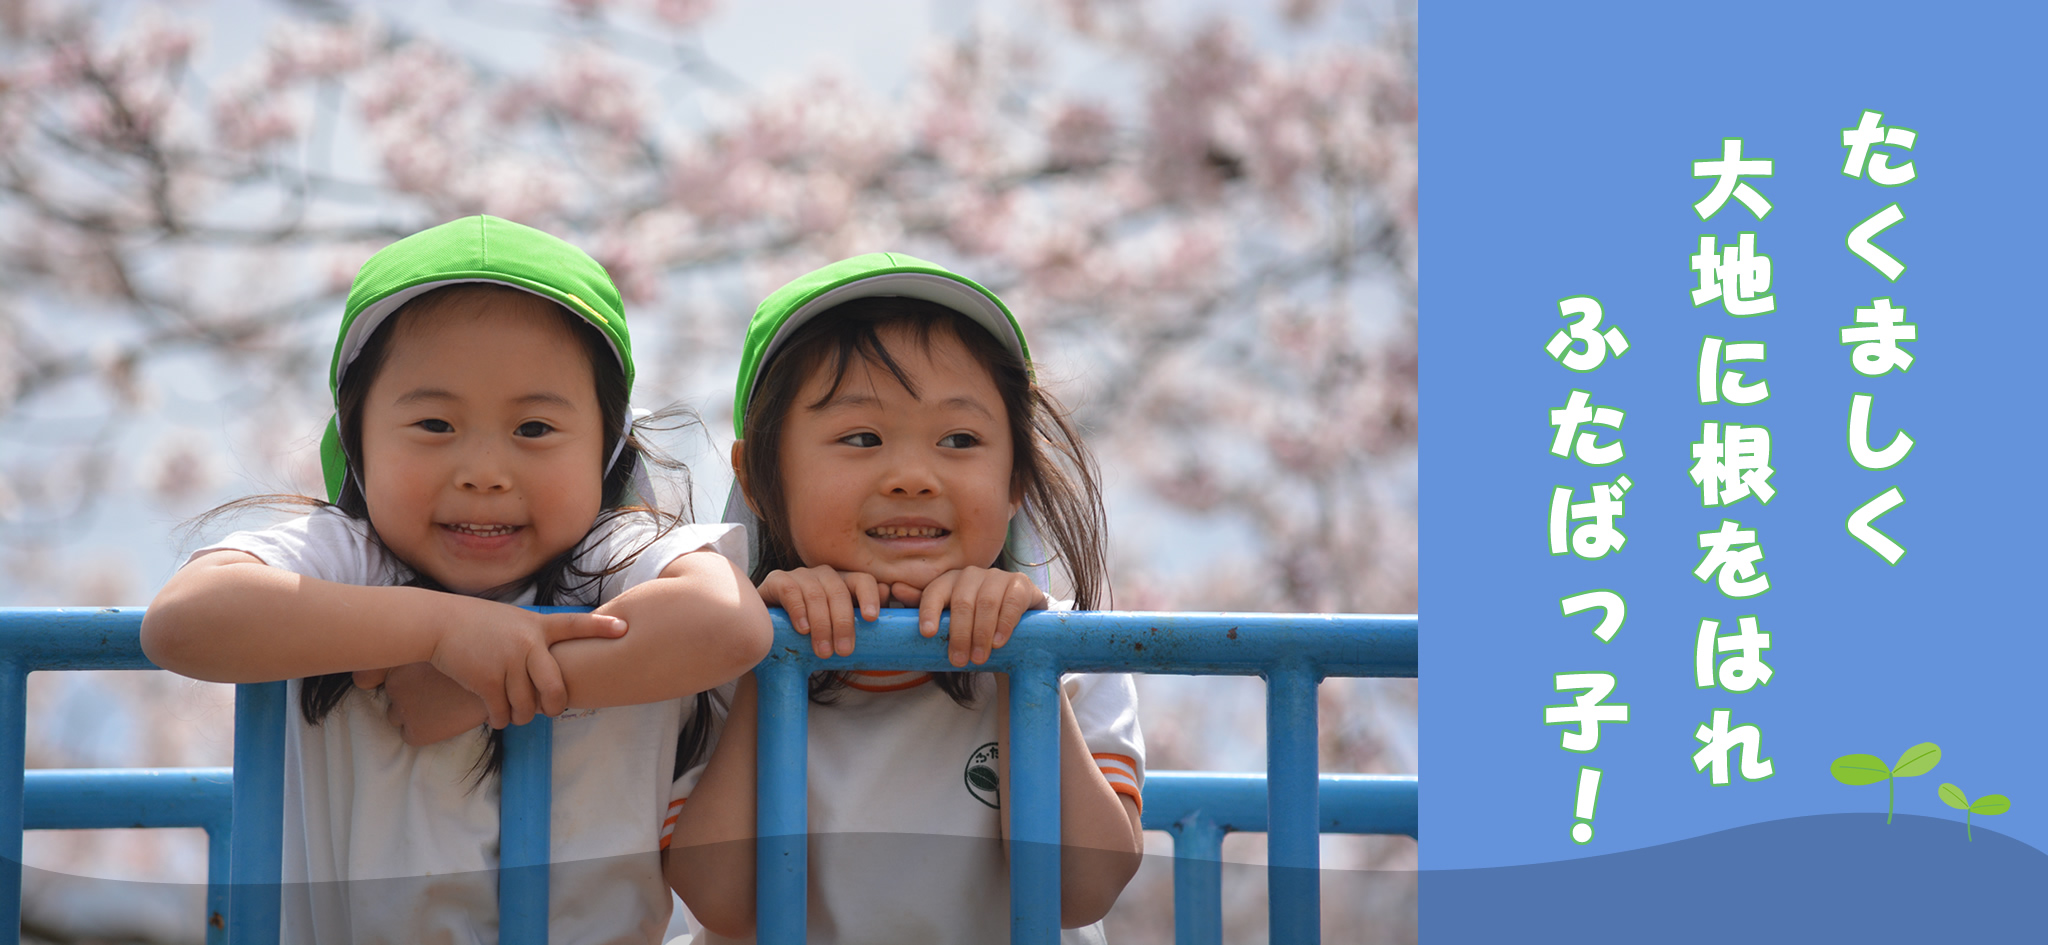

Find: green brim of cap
<box><xmin>320</xmin><ymin>215</ymin><xmax>630</xmax><ymax>501</ymax></box>
<box><xmin>732</xmin><ymin>252</ymin><xmax>1028</xmax><ymax>440</ymax></box>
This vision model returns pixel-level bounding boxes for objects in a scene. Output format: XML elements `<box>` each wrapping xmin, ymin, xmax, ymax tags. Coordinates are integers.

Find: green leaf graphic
<box><xmin>1831</xmin><ymin>754</ymin><xmax>1892</xmax><ymax>786</ymax></box>
<box><xmin>1893</xmin><ymin>742</ymin><xmax>1942</xmax><ymax>778</ymax></box>
<box><xmin>1939</xmin><ymin>783</ymin><xmax>1969</xmax><ymax>810</ymax></box>
<box><xmin>1970</xmin><ymin>795</ymin><xmax>2011</xmax><ymax>816</ymax></box>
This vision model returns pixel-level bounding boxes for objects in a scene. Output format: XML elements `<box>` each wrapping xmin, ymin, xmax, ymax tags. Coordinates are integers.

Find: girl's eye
<box><xmin>840</xmin><ymin>432</ymin><xmax>881</xmax><ymax>448</ymax></box>
<box><xmin>939</xmin><ymin>433</ymin><xmax>979</xmax><ymax>448</ymax></box>
<box><xmin>515</xmin><ymin>421</ymin><xmax>554</xmax><ymax>438</ymax></box>
<box><xmin>418</xmin><ymin>419</ymin><xmax>453</xmax><ymax>434</ymax></box>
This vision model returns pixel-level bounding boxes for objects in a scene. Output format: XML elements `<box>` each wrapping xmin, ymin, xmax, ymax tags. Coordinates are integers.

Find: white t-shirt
<box><xmin>679</xmin><ymin>651</ymin><xmax>1145</xmax><ymax>945</ymax></box>
<box><xmin>190</xmin><ymin>506</ymin><xmax>746</xmax><ymax>945</ymax></box>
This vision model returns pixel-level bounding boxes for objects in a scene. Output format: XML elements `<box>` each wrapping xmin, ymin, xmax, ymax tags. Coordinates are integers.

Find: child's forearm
<box><xmin>996</xmin><ymin>677</ymin><xmax>1147</xmax><ymax>928</ymax></box>
<box><xmin>554</xmin><ymin>551</ymin><xmax>772</xmax><ymax>708</ymax></box>
<box><xmin>143</xmin><ymin>552</ymin><xmax>465</xmax><ymax>682</ymax></box>
<box><xmin>664</xmin><ymin>673</ymin><xmax>760</xmax><ymax>937</ymax></box>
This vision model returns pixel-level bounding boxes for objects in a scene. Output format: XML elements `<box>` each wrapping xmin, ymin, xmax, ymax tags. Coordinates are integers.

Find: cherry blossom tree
<box><xmin>0</xmin><ymin>0</ymin><xmax>1416</xmax><ymax>939</ymax></box>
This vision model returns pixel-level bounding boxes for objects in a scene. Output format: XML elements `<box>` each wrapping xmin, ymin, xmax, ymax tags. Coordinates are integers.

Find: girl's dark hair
<box><xmin>737</xmin><ymin>297</ymin><xmax>1109</xmax><ymax>707</ymax></box>
<box><xmin>261</xmin><ymin>284</ymin><xmax>713</xmax><ymax>784</ymax></box>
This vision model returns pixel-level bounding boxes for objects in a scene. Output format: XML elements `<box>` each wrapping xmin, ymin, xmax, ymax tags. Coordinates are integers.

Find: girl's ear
<box><xmin>731</xmin><ymin>440</ymin><xmax>763</xmax><ymax>517</ymax></box>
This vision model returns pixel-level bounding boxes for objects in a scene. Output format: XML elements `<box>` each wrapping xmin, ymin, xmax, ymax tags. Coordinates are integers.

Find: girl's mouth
<box><xmin>444</xmin><ymin>523</ymin><xmax>521</xmax><ymax>538</ymax></box>
<box><xmin>867</xmin><ymin>525</ymin><xmax>949</xmax><ymax>539</ymax></box>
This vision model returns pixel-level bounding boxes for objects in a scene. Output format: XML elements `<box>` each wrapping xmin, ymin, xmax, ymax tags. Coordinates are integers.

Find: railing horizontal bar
<box><xmin>1142</xmin><ymin>773</ymin><xmax>1419</xmax><ymax>839</ymax></box>
<box><xmin>0</xmin><ymin>608</ymin><xmax>154</xmax><ymax>670</ymax></box>
<box><xmin>0</xmin><ymin>607</ymin><xmax>597</xmax><ymax>672</ymax></box>
<box><xmin>764</xmin><ymin>612</ymin><xmax>1417</xmax><ymax>677</ymax></box>
<box><xmin>0</xmin><ymin>610</ymin><xmax>1419</xmax><ymax>678</ymax></box>
<box><xmin>23</xmin><ymin>768</ymin><xmax>232</xmax><ymax>831</ymax></box>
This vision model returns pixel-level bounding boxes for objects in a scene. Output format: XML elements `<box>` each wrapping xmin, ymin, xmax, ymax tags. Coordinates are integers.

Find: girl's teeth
<box><xmin>868</xmin><ymin>526</ymin><xmax>945</xmax><ymax>538</ymax></box>
<box><xmin>450</xmin><ymin>524</ymin><xmax>516</xmax><ymax>537</ymax></box>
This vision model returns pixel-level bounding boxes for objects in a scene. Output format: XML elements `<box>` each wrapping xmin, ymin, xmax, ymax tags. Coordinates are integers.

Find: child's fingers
<box><xmin>947</xmin><ymin>570</ymin><xmax>990</xmax><ymax>667</ymax></box>
<box><xmin>478</xmin><ymin>681</ymin><xmax>511</xmax><ymax>730</ymax></box>
<box><xmin>528</xmin><ymin>649</ymin><xmax>570</xmax><ymax>719</ymax></box>
<box><xmin>506</xmin><ymin>665</ymin><xmax>541</xmax><ymax>728</ymax></box>
<box><xmin>821</xmin><ymin>571</ymin><xmax>858</xmax><ymax>658</ymax></box>
<box><xmin>847</xmin><ymin>572</ymin><xmax>882</xmax><ymax>623</ymax></box>
<box><xmin>919</xmin><ymin>571</ymin><xmax>958</xmax><ymax>640</ymax></box>
<box><xmin>793</xmin><ymin>573</ymin><xmax>836</xmax><ymax>654</ymax></box>
<box><xmin>991</xmin><ymin>574</ymin><xmax>1038</xmax><ymax>652</ymax></box>
<box><xmin>761</xmin><ymin>571</ymin><xmax>817</xmax><ymax>636</ymax></box>
<box><xmin>353</xmin><ymin>667</ymin><xmax>391</xmax><ymax>691</ymax></box>
<box><xmin>543</xmin><ymin>613</ymin><xmax>628</xmax><ymax>646</ymax></box>
<box><xmin>968</xmin><ymin>572</ymin><xmax>1009</xmax><ymax>665</ymax></box>
<box><xmin>758</xmin><ymin>572</ymin><xmax>797</xmax><ymax>624</ymax></box>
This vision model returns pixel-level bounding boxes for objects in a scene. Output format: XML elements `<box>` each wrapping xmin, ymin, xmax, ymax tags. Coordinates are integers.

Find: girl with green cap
<box><xmin>141</xmin><ymin>216</ymin><xmax>772</xmax><ymax>942</ymax></box>
<box><xmin>665</xmin><ymin>253</ymin><xmax>1146</xmax><ymax>942</ymax></box>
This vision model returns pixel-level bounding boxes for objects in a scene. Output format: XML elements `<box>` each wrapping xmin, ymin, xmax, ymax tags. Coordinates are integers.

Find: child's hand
<box><xmin>759</xmin><ymin>566</ymin><xmax>883</xmax><ymax>659</ymax></box>
<box><xmin>429</xmin><ymin>607</ymin><xmax>628</xmax><ymax>728</ymax></box>
<box><xmin>900</xmin><ymin>567</ymin><xmax>1046</xmax><ymax>667</ymax></box>
<box><xmin>374</xmin><ymin>662</ymin><xmax>490</xmax><ymax>746</ymax></box>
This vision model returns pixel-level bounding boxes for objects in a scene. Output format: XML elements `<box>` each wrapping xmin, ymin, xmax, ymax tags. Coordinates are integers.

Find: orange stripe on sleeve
<box><xmin>844</xmin><ymin>672</ymin><xmax>934</xmax><ymax>692</ymax></box>
<box><xmin>1107</xmin><ymin>780</ymin><xmax>1143</xmax><ymax>812</ymax></box>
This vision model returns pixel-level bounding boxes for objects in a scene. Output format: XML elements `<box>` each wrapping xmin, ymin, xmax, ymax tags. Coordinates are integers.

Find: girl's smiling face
<box><xmin>356</xmin><ymin>295</ymin><xmax>606</xmax><ymax>595</ymax></box>
<box><xmin>774</xmin><ymin>323</ymin><xmax>1019</xmax><ymax>593</ymax></box>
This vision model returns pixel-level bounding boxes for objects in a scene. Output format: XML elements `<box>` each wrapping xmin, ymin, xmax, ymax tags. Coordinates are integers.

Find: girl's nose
<box><xmin>882</xmin><ymin>453</ymin><xmax>940</xmax><ymax>497</ymax></box>
<box><xmin>456</xmin><ymin>445</ymin><xmax>513</xmax><ymax>493</ymax></box>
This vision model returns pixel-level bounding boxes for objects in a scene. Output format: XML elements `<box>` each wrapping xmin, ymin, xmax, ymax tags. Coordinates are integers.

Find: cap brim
<box><xmin>334</xmin><ymin>278</ymin><xmax>625</xmax><ymax>391</ymax></box>
<box><xmin>755</xmin><ymin>272</ymin><xmax>1025</xmax><ymax>376</ymax></box>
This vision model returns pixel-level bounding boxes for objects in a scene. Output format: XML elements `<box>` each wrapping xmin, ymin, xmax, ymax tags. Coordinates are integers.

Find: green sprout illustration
<box><xmin>1830</xmin><ymin>742</ymin><xmax>1941</xmax><ymax>823</ymax></box>
<box><xmin>1938</xmin><ymin>784</ymin><xmax>2010</xmax><ymax>841</ymax></box>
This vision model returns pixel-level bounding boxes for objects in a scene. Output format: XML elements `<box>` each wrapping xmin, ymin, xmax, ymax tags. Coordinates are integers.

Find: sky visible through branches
<box><xmin>0</xmin><ymin>0</ymin><xmax>1416</xmax><ymax>938</ymax></box>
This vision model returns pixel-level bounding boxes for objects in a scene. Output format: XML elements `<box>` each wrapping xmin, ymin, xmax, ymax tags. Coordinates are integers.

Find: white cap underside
<box><xmin>760</xmin><ymin>272</ymin><xmax>1022</xmax><ymax>371</ymax></box>
<box><xmin>335</xmin><ymin>278</ymin><xmax>624</xmax><ymax>390</ymax></box>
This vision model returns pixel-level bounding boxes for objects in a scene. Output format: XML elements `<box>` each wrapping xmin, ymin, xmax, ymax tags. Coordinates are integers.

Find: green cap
<box><xmin>319</xmin><ymin>215</ymin><xmax>631</xmax><ymax>500</ymax></box>
<box><xmin>723</xmin><ymin>252</ymin><xmax>1044</xmax><ymax>580</ymax></box>
<box><xmin>731</xmin><ymin>252</ymin><xmax>1028</xmax><ymax>439</ymax></box>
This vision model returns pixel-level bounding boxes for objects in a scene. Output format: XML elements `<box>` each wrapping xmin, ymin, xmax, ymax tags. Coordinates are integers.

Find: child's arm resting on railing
<box><xmin>141</xmin><ymin>550</ymin><xmax>628</xmax><ymax>728</ymax></box>
<box><xmin>997</xmin><ymin>674</ymin><xmax>1147</xmax><ymax>928</ymax></box>
<box><xmin>663</xmin><ymin>671</ymin><xmax>760</xmax><ymax>938</ymax></box>
<box><xmin>362</xmin><ymin>550</ymin><xmax>773</xmax><ymax>745</ymax></box>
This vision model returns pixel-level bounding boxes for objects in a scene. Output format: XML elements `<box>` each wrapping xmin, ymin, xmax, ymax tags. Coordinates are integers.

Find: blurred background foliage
<box><xmin>0</xmin><ymin>0</ymin><xmax>1415</xmax><ymax>939</ymax></box>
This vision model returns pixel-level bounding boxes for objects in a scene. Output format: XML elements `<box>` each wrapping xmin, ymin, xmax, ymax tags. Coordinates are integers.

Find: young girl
<box><xmin>141</xmin><ymin>215</ymin><xmax>772</xmax><ymax>943</ymax></box>
<box><xmin>665</xmin><ymin>253</ymin><xmax>1146</xmax><ymax>943</ymax></box>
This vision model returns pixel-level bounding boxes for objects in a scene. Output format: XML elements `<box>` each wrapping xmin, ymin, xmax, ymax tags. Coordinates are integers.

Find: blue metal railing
<box><xmin>751</xmin><ymin>611</ymin><xmax>1417</xmax><ymax>945</ymax></box>
<box><xmin>0</xmin><ymin>607</ymin><xmax>1418</xmax><ymax>944</ymax></box>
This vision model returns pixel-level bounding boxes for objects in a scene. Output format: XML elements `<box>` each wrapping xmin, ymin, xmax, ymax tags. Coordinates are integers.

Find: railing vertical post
<box><xmin>1167</xmin><ymin>812</ymin><xmax>1225</xmax><ymax>945</ymax></box>
<box><xmin>206</xmin><ymin>818</ymin><xmax>231</xmax><ymax>945</ymax></box>
<box><xmin>1008</xmin><ymin>651</ymin><xmax>1061</xmax><ymax>945</ymax></box>
<box><xmin>756</xmin><ymin>654</ymin><xmax>809</xmax><ymax>945</ymax></box>
<box><xmin>229</xmin><ymin>681</ymin><xmax>286</xmax><ymax>944</ymax></box>
<box><xmin>1</xmin><ymin>662</ymin><xmax>25</xmax><ymax>936</ymax></box>
<box><xmin>499</xmin><ymin>716</ymin><xmax>553</xmax><ymax>944</ymax></box>
<box><xmin>1266</xmin><ymin>660</ymin><xmax>1320</xmax><ymax>945</ymax></box>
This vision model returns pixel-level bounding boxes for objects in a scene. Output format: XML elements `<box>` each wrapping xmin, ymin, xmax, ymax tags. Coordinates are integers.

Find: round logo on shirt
<box><xmin>963</xmin><ymin>741</ymin><xmax>1000</xmax><ymax>809</ymax></box>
